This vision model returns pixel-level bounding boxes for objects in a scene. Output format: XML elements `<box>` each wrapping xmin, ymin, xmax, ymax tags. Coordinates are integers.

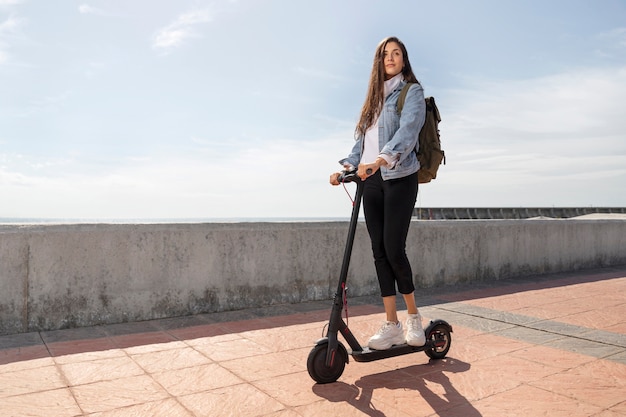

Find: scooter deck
<box><xmin>350</xmin><ymin>341</ymin><xmax>432</xmax><ymax>362</ymax></box>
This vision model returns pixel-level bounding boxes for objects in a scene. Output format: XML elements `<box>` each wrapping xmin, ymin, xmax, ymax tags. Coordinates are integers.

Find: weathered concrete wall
<box><xmin>1</xmin><ymin>219</ymin><xmax>625</xmax><ymax>335</ymax></box>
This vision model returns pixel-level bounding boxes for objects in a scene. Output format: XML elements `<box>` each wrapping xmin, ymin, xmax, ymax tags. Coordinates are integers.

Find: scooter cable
<box><xmin>342</xmin><ymin>282</ymin><xmax>349</xmax><ymax>326</ymax></box>
<box><xmin>342</xmin><ymin>182</ymin><xmax>355</xmax><ymax>206</ymax></box>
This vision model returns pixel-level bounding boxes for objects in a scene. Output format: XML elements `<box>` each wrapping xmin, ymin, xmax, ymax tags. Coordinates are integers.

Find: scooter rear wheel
<box><xmin>425</xmin><ymin>323</ymin><xmax>452</xmax><ymax>359</ymax></box>
<box><xmin>307</xmin><ymin>341</ymin><xmax>347</xmax><ymax>384</ymax></box>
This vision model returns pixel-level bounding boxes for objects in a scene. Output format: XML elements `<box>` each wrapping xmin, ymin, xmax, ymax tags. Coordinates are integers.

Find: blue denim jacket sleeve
<box><xmin>338</xmin><ymin>81</ymin><xmax>426</xmax><ymax>180</ymax></box>
<box><xmin>380</xmin><ymin>83</ymin><xmax>426</xmax><ymax>171</ymax></box>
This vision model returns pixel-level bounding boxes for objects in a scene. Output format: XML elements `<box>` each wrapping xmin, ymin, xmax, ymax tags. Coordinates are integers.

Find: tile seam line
<box><xmin>434</xmin><ymin>304</ymin><xmax>626</xmax><ymax>349</ymax></box>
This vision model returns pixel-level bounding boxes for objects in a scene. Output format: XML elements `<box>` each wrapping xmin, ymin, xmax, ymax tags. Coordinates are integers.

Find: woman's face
<box><xmin>383</xmin><ymin>41</ymin><xmax>404</xmax><ymax>80</ymax></box>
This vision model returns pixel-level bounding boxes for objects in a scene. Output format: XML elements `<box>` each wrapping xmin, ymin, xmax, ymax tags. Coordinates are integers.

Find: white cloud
<box><xmin>424</xmin><ymin>66</ymin><xmax>626</xmax><ymax>207</ymax></box>
<box><xmin>0</xmin><ymin>14</ymin><xmax>21</xmax><ymax>64</ymax></box>
<box><xmin>78</xmin><ymin>4</ymin><xmax>107</xmax><ymax>15</ymax></box>
<box><xmin>152</xmin><ymin>9</ymin><xmax>213</xmax><ymax>52</ymax></box>
<box><xmin>0</xmin><ymin>131</ymin><xmax>346</xmax><ymax>219</ymax></box>
<box><xmin>0</xmin><ymin>0</ymin><xmax>22</xmax><ymax>6</ymax></box>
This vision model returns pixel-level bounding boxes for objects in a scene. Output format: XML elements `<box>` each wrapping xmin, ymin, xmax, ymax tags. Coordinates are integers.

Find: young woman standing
<box><xmin>330</xmin><ymin>36</ymin><xmax>426</xmax><ymax>350</ymax></box>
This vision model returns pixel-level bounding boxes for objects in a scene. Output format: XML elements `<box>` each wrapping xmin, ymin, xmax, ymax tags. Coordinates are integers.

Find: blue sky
<box><xmin>1</xmin><ymin>0</ymin><xmax>625</xmax><ymax>220</ymax></box>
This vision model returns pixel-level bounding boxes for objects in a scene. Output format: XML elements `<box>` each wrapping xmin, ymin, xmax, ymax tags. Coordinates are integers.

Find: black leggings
<box><xmin>362</xmin><ymin>170</ymin><xmax>418</xmax><ymax>297</ymax></box>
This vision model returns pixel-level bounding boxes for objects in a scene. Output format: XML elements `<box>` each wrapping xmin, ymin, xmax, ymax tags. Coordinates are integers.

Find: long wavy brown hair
<box><xmin>355</xmin><ymin>36</ymin><xmax>419</xmax><ymax>137</ymax></box>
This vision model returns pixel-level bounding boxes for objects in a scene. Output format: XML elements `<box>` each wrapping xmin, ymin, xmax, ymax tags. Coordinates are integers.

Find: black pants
<box><xmin>362</xmin><ymin>170</ymin><xmax>418</xmax><ymax>297</ymax></box>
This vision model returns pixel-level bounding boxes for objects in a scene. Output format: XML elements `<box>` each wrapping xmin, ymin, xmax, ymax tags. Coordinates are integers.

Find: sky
<box><xmin>1</xmin><ymin>0</ymin><xmax>625</xmax><ymax>220</ymax></box>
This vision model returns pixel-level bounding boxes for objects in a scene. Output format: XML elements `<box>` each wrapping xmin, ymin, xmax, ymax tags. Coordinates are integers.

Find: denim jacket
<box><xmin>339</xmin><ymin>80</ymin><xmax>426</xmax><ymax>180</ymax></box>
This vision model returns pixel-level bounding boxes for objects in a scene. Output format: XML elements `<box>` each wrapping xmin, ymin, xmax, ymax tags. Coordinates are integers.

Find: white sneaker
<box><xmin>368</xmin><ymin>321</ymin><xmax>405</xmax><ymax>350</ymax></box>
<box><xmin>405</xmin><ymin>313</ymin><xmax>426</xmax><ymax>346</ymax></box>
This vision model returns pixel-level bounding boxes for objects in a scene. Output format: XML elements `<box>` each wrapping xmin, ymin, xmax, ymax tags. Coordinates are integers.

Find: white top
<box><xmin>360</xmin><ymin>73</ymin><xmax>403</xmax><ymax>165</ymax></box>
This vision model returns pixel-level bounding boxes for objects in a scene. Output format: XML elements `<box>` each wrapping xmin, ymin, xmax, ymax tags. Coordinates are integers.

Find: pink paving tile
<box><xmin>70</xmin><ymin>374</ymin><xmax>170</xmax><ymax>414</ymax></box>
<box><xmin>253</xmin><ymin>371</ymin><xmax>330</xmax><ymax>408</ymax></box>
<box><xmin>593</xmin><ymin>410</ymin><xmax>626</xmax><ymax>417</ymax></box>
<box><xmin>59</xmin><ymin>355</ymin><xmax>146</xmax><ymax>386</ymax></box>
<box><xmin>177</xmin><ymin>383</ymin><xmax>285</xmax><ymax>417</ymax></box>
<box><xmin>0</xmin><ymin>365</ymin><xmax>67</xmax><ymax>398</ymax></box>
<box><xmin>151</xmin><ymin>363</ymin><xmax>243</xmax><ymax>396</ymax></box>
<box><xmin>427</xmin><ymin>354</ymin><xmax>560</xmax><ymax>403</ymax></box>
<box><xmin>473</xmin><ymin>384</ymin><xmax>602</xmax><ymax>416</ymax></box>
<box><xmin>219</xmin><ymin>350</ymin><xmax>304</xmax><ymax>382</ymax></box>
<box><xmin>241</xmin><ymin>326</ymin><xmax>326</xmax><ymax>352</ymax></box>
<box><xmin>509</xmin><ymin>345</ymin><xmax>596</xmax><ymax>370</ymax></box>
<box><xmin>444</xmin><ymin>332</ymin><xmax>530</xmax><ymax>363</ymax></box>
<box><xmin>296</xmin><ymin>393</ymin><xmax>414</xmax><ymax>417</ymax></box>
<box><xmin>0</xmin><ymin>388</ymin><xmax>82</xmax><ymax>417</ymax></box>
<box><xmin>191</xmin><ymin>337</ymin><xmax>274</xmax><ymax>362</ymax></box>
<box><xmin>608</xmin><ymin>400</ymin><xmax>626</xmax><ymax>414</ymax></box>
<box><xmin>261</xmin><ymin>410</ymin><xmax>307</xmax><ymax>417</ymax></box>
<box><xmin>87</xmin><ymin>398</ymin><xmax>194</xmax><ymax>417</ymax></box>
<box><xmin>554</xmin><ymin>304</ymin><xmax>626</xmax><ymax>330</ymax></box>
<box><xmin>530</xmin><ymin>359</ymin><xmax>626</xmax><ymax>409</ymax></box>
<box><xmin>130</xmin><ymin>346</ymin><xmax>212</xmax><ymax>373</ymax></box>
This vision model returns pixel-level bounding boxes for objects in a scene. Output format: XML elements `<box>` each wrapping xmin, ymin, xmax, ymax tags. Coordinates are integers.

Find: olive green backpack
<box><xmin>397</xmin><ymin>83</ymin><xmax>445</xmax><ymax>184</ymax></box>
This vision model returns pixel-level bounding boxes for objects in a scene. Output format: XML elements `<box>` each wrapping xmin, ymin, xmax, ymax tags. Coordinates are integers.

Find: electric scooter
<box><xmin>307</xmin><ymin>169</ymin><xmax>452</xmax><ymax>384</ymax></box>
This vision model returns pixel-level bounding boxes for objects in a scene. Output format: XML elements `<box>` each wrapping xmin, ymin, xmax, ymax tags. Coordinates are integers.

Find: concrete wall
<box><xmin>1</xmin><ymin>219</ymin><xmax>625</xmax><ymax>335</ymax></box>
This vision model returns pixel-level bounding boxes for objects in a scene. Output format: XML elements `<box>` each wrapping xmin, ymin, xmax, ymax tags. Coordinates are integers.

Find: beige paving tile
<box><xmin>87</xmin><ymin>398</ymin><xmax>194</xmax><ymax>417</ymax></box>
<box><xmin>59</xmin><ymin>355</ymin><xmax>145</xmax><ymax>386</ymax></box>
<box><xmin>0</xmin><ymin>365</ymin><xmax>67</xmax><ymax>398</ymax></box>
<box><xmin>151</xmin><ymin>363</ymin><xmax>243</xmax><ymax>396</ymax></box>
<box><xmin>178</xmin><ymin>383</ymin><xmax>285</xmax><ymax>417</ymax></box>
<box><xmin>71</xmin><ymin>374</ymin><xmax>170</xmax><ymax>414</ymax></box>
<box><xmin>0</xmin><ymin>388</ymin><xmax>82</xmax><ymax>417</ymax></box>
<box><xmin>130</xmin><ymin>346</ymin><xmax>212</xmax><ymax>373</ymax></box>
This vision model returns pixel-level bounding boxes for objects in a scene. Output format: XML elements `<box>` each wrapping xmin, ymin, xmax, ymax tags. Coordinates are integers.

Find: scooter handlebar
<box><xmin>337</xmin><ymin>169</ymin><xmax>360</xmax><ymax>183</ymax></box>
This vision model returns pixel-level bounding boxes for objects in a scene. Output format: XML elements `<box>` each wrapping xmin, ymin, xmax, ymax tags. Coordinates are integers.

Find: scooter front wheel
<box><xmin>425</xmin><ymin>323</ymin><xmax>452</xmax><ymax>359</ymax></box>
<box><xmin>307</xmin><ymin>341</ymin><xmax>347</xmax><ymax>384</ymax></box>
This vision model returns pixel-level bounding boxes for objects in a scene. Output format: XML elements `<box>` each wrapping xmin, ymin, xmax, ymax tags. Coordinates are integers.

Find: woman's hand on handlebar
<box><xmin>357</xmin><ymin>157</ymin><xmax>388</xmax><ymax>180</ymax></box>
<box><xmin>329</xmin><ymin>172</ymin><xmax>341</xmax><ymax>186</ymax></box>
<box><xmin>357</xmin><ymin>162</ymin><xmax>378</xmax><ymax>180</ymax></box>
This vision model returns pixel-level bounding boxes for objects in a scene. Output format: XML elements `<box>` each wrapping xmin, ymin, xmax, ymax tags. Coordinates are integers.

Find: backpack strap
<box><xmin>396</xmin><ymin>83</ymin><xmax>413</xmax><ymax>115</ymax></box>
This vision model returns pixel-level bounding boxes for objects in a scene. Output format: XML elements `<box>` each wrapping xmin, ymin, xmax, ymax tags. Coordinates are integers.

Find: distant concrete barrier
<box><xmin>1</xmin><ymin>219</ymin><xmax>625</xmax><ymax>335</ymax></box>
<box><xmin>414</xmin><ymin>207</ymin><xmax>626</xmax><ymax>220</ymax></box>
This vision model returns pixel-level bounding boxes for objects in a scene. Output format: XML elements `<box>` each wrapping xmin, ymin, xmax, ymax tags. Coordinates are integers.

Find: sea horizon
<box><xmin>0</xmin><ymin>217</ymin><xmax>353</xmax><ymax>225</ymax></box>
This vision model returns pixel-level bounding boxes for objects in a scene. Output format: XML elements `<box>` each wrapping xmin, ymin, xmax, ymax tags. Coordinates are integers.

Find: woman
<box><xmin>330</xmin><ymin>36</ymin><xmax>426</xmax><ymax>350</ymax></box>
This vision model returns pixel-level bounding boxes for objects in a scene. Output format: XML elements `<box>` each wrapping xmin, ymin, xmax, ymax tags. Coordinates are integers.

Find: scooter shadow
<box><xmin>311</xmin><ymin>357</ymin><xmax>482</xmax><ymax>417</ymax></box>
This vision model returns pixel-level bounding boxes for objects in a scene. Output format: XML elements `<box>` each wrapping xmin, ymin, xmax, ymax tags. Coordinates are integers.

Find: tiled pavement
<box><xmin>1</xmin><ymin>266</ymin><xmax>626</xmax><ymax>417</ymax></box>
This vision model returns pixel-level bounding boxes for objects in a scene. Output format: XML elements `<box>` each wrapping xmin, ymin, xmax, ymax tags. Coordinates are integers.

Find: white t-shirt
<box><xmin>360</xmin><ymin>73</ymin><xmax>403</xmax><ymax>165</ymax></box>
